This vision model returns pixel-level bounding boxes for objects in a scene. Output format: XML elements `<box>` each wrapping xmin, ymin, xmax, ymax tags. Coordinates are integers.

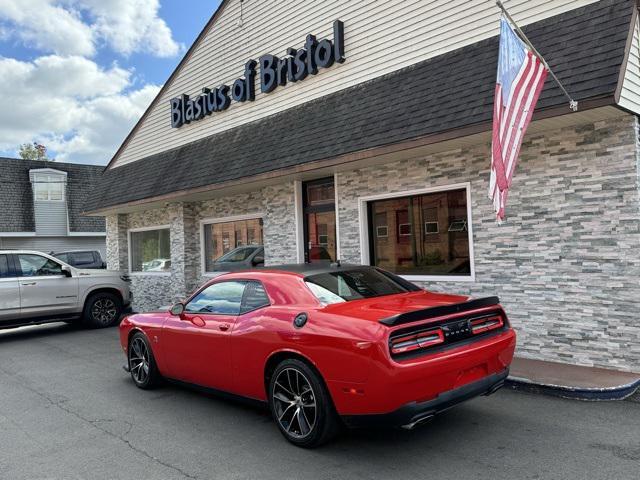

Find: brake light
<box><xmin>470</xmin><ymin>315</ymin><xmax>504</xmax><ymax>334</ymax></box>
<box><xmin>390</xmin><ymin>329</ymin><xmax>444</xmax><ymax>355</ymax></box>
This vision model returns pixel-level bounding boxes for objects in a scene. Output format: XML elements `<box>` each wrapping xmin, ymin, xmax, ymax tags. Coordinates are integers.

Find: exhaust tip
<box><xmin>485</xmin><ymin>381</ymin><xmax>505</xmax><ymax>396</ymax></box>
<box><xmin>401</xmin><ymin>414</ymin><xmax>435</xmax><ymax>430</ymax></box>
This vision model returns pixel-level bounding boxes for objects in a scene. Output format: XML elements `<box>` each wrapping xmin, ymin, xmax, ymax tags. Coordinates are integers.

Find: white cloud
<box><xmin>82</xmin><ymin>0</ymin><xmax>182</xmax><ymax>57</ymax></box>
<box><xmin>0</xmin><ymin>0</ymin><xmax>182</xmax><ymax>57</ymax></box>
<box><xmin>0</xmin><ymin>55</ymin><xmax>160</xmax><ymax>164</ymax></box>
<box><xmin>0</xmin><ymin>0</ymin><xmax>95</xmax><ymax>56</ymax></box>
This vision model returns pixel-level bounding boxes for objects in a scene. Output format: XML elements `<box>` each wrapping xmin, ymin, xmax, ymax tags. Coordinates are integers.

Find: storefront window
<box><xmin>368</xmin><ymin>188</ymin><xmax>471</xmax><ymax>277</ymax></box>
<box><xmin>130</xmin><ymin>228</ymin><xmax>171</xmax><ymax>272</ymax></box>
<box><xmin>303</xmin><ymin>178</ymin><xmax>336</xmax><ymax>263</ymax></box>
<box><xmin>203</xmin><ymin>217</ymin><xmax>264</xmax><ymax>272</ymax></box>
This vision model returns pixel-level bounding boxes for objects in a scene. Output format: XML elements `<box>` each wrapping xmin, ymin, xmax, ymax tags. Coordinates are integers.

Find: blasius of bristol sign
<box><xmin>170</xmin><ymin>20</ymin><xmax>345</xmax><ymax>128</ymax></box>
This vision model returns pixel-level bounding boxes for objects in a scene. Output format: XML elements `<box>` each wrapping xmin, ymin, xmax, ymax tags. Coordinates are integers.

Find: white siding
<box><xmin>112</xmin><ymin>0</ymin><xmax>599</xmax><ymax>168</ymax></box>
<box><xmin>0</xmin><ymin>237</ymin><xmax>106</xmax><ymax>258</ymax></box>
<box><xmin>33</xmin><ymin>201</ymin><xmax>68</xmax><ymax>236</ymax></box>
<box><xmin>617</xmin><ymin>16</ymin><xmax>640</xmax><ymax>113</ymax></box>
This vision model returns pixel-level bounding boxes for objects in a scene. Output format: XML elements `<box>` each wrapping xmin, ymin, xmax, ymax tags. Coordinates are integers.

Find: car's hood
<box><xmin>321</xmin><ymin>290</ymin><xmax>471</xmax><ymax>323</ymax></box>
<box><xmin>74</xmin><ymin>268</ymin><xmax>122</xmax><ymax>277</ymax></box>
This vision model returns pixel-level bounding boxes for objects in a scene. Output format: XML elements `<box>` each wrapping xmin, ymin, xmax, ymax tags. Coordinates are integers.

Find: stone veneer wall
<box><xmin>105</xmin><ymin>113</ymin><xmax>640</xmax><ymax>371</ymax></box>
<box><xmin>191</xmin><ymin>184</ymin><xmax>298</xmax><ymax>289</ymax></box>
<box><xmin>105</xmin><ymin>214</ymin><xmax>128</xmax><ymax>271</ymax></box>
<box><xmin>105</xmin><ymin>184</ymin><xmax>299</xmax><ymax>312</ymax></box>
<box><xmin>337</xmin><ymin>114</ymin><xmax>640</xmax><ymax>372</ymax></box>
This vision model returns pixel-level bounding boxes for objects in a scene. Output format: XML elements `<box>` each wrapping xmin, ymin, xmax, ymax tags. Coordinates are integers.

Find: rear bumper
<box><xmin>342</xmin><ymin>368</ymin><xmax>509</xmax><ymax>428</ymax></box>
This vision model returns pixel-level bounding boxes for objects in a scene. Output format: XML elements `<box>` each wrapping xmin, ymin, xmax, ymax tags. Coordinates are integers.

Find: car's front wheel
<box><xmin>82</xmin><ymin>292</ymin><xmax>122</xmax><ymax>328</ymax></box>
<box><xmin>268</xmin><ymin>359</ymin><xmax>339</xmax><ymax>448</ymax></box>
<box><xmin>128</xmin><ymin>332</ymin><xmax>161</xmax><ymax>389</ymax></box>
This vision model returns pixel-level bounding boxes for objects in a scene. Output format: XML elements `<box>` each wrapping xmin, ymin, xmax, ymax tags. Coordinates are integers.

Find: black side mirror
<box><xmin>170</xmin><ymin>303</ymin><xmax>185</xmax><ymax>316</ymax></box>
<box><xmin>61</xmin><ymin>266</ymin><xmax>73</xmax><ymax>278</ymax></box>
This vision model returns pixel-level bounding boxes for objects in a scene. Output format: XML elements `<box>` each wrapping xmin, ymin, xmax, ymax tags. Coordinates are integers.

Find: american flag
<box><xmin>489</xmin><ymin>18</ymin><xmax>548</xmax><ymax>221</ymax></box>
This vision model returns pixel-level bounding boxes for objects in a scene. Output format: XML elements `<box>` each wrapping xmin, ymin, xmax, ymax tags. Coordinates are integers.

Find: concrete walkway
<box><xmin>508</xmin><ymin>357</ymin><xmax>640</xmax><ymax>400</ymax></box>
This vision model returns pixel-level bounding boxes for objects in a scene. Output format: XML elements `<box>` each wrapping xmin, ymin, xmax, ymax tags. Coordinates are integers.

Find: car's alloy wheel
<box><xmin>272</xmin><ymin>368</ymin><xmax>317</xmax><ymax>439</ymax></box>
<box><xmin>91</xmin><ymin>298</ymin><xmax>118</xmax><ymax>325</ymax></box>
<box><xmin>83</xmin><ymin>292</ymin><xmax>122</xmax><ymax>328</ymax></box>
<box><xmin>128</xmin><ymin>332</ymin><xmax>161</xmax><ymax>389</ymax></box>
<box><xmin>268</xmin><ymin>359</ymin><xmax>339</xmax><ymax>447</ymax></box>
<box><xmin>129</xmin><ymin>337</ymin><xmax>150</xmax><ymax>385</ymax></box>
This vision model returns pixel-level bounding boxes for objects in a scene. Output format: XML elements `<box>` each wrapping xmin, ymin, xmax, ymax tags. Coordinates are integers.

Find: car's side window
<box><xmin>252</xmin><ymin>249</ymin><xmax>265</xmax><ymax>266</ymax></box>
<box><xmin>240</xmin><ymin>281</ymin><xmax>270</xmax><ymax>314</ymax></box>
<box><xmin>56</xmin><ymin>253</ymin><xmax>69</xmax><ymax>263</ymax></box>
<box><xmin>17</xmin><ymin>254</ymin><xmax>63</xmax><ymax>277</ymax></box>
<box><xmin>185</xmin><ymin>281</ymin><xmax>246</xmax><ymax>315</ymax></box>
<box><xmin>0</xmin><ymin>255</ymin><xmax>12</xmax><ymax>278</ymax></box>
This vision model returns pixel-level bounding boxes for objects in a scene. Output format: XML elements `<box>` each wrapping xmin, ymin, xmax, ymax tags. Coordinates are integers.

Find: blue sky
<box><xmin>0</xmin><ymin>0</ymin><xmax>222</xmax><ymax>164</ymax></box>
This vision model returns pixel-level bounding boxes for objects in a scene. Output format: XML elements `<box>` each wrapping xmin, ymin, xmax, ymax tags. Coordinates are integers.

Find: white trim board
<box><xmin>357</xmin><ymin>182</ymin><xmax>476</xmax><ymax>283</ymax></box>
<box><xmin>67</xmin><ymin>232</ymin><xmax>107</xmax><ymax>237</ymax></box>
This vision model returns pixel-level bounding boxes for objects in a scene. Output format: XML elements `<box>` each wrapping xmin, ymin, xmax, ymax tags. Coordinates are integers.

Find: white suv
<box><xmin>0</xmin><ymin>250</ymin><xmax>132</xmax><ymax>329</ymax></box>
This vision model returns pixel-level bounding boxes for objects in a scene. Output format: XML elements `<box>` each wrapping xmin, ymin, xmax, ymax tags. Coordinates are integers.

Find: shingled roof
<box><xmin>85</xmin><ymin>0</ymin><xmax>635</xmax><ymax>213</ymax></box>
<box><xmin>0</xmin><ymin>158</ymin><xmax>106</xmax><ymax>233</ymax></box>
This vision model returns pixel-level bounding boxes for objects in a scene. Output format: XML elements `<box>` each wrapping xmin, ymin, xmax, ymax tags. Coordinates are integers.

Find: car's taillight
<box><xmin>470</xmin><ymin>315</ymin><xmax>504</xmax><ymax>334</ymax></box>
<box><xmin>390</xmin><ymin>328</ymin><xmax>444</xmax><ymax>355</ymax></box>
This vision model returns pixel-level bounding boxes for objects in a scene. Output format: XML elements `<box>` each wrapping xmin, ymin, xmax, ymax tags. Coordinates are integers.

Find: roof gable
<box><xmin>86</xmin><ymin>0</ymin><xmax>635</xmax><ymax>214</ymax></box>
<box><xmin>107</xmin><ymin>0</ymin><xmax>606</xmax><ymax>169</ymax></box>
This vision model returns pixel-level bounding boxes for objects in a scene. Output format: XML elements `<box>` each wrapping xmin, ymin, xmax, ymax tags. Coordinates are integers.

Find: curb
<box><xmin>505</xmin><ymin>376</ymin><xmax>640</xmax><ymax>401</ymax></box>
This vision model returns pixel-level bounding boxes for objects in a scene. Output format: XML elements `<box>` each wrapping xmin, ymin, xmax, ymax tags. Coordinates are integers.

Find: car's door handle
<box><xmin>219</xmin><ymin>323</ymin><xmax>230</xmax><ymax>331</ymax></box>
<box><xmin>21</xmin><ymin>282</ymin><xmax>36</xmax><ymax>286</ymax></box>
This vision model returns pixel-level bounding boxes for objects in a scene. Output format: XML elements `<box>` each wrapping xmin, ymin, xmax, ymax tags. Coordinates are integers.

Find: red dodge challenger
<box><xmin>120</xmin><ymin>264</ymin><xmax>516</xmax><ymax>447</ymax></box>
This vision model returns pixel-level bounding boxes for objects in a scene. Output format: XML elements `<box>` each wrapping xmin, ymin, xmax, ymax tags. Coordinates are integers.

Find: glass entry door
<box><xmin>302</xmin><ymin>177</ymin><xmax>336</xmax><ymax>263</ymax></box>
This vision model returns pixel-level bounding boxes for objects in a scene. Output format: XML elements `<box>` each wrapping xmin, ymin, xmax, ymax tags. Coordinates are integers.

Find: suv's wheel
<box><xmin>268</xmin><ymin>359</ymin><xmax>339</xmax><ymax>448</ymax></box>
<box><xmin>128</xmin><ymin>332</ymin><xmax>161</xmax><ymax>389</ymax></box>
<box><xmin>83</xmin><ymin>292</ymin><xmax>122</xmax><ymax>328</ymax></box>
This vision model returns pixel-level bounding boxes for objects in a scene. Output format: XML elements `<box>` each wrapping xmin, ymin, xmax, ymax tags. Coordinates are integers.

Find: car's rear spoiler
<box><xmin>379</xmin><ymin>296</ymin><xmax>501</xmax><ymax>327</ymax></box>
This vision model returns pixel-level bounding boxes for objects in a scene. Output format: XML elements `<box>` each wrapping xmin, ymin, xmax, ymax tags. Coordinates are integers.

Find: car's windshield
<box><xmin>305</xmin><ymin>268</ymin><xmax>416</xmax><ymax>304</ymax></box>
<box><xmin>215</xmin><ymin>246</ymin><xmax>260</xmax><ymax>263</ymax></box>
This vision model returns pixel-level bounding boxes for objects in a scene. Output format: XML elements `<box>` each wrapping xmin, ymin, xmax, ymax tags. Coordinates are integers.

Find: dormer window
<box><xmin>31</xmin><ymin>172</ymin><xmax>66</xmax><ymax>202</ymax></box>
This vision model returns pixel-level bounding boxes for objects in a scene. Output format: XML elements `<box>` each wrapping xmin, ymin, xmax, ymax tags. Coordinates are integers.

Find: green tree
<box><xmin>18</xmin><ymin>142</ymin><xmax>52</xmax><ymax>161</ymax></box>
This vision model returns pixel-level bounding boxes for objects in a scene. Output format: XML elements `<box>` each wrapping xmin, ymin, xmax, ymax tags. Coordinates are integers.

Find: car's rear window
<box><xmin>72</xmin><ymin>252</ymin><xmax>96</xmax><ymax>265</ymax></box>
<box><xmin>305</xmin><ymin>268</ymin><xmax>416</xmax><ymax>304</ymax></box>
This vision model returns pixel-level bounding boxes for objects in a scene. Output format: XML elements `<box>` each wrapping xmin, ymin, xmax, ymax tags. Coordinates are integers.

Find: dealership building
<box><xmin>86</xmin><ymin>0</ymin><xmax>640</xmax><ymax>373</ymax></box>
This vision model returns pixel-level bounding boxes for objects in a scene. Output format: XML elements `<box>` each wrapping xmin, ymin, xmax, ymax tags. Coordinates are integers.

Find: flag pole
<box><xmin>495</xmin><ymin>0</ymin><xmax>578</xmax><ymax>111</ymax></box>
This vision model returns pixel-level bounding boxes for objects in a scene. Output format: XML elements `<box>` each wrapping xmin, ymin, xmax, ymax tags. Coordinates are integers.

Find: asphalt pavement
<box><xmin>0</xmin><ymin>323</ymin><xmax>637</xmax><ymax>480</ymax></box>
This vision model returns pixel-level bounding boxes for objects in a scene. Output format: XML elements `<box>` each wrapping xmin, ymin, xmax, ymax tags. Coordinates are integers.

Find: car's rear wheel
<box><xmin>128</xmin><ymin>332</ymin><xmax>161</xmax><ymax>389</ymax></box>
<box><xmin>83</xmin><ymin>292</ymin><xmax>122</xmax><ymax>328</ymax></box>
<box><xmin>268</xmin><ymin>359</ymin><xmax>339</xmax><ymax>448</ymax></box>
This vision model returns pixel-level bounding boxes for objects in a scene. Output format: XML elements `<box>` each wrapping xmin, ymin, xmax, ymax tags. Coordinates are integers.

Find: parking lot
<box><xmin>0</xmin><ymin>324</ymin><xmax>637</xmax><ymax>480</ymax></box>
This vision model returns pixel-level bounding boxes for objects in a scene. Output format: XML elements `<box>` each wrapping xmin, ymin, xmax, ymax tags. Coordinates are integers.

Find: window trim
<box><xmin>376</xmin><ymin>225</ymin><xmax>388</xmax><ymax>238</ymax></box>
<box><xmin>199</xmin><ymin>213</ymin><xmax>265</xmax><ymax>277</ymax></box>
<box><xmin>424</xmin><ymin>221</ymin><xmax>439</xmax><ymax>235</ymax></box>
<box><xmin>357</xmin><ymin>183</ymin><xmax>475</xmax><ymax>283</ymax></box>
<box><xmin>127</xmin><ymin>225</ymin><xmax>171</xmax><ymax>276</ymax></box>
<box><xmin>31</xmin><ymin>171</ymin><xmax>67</xmax><ymax>203</ymax></box>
